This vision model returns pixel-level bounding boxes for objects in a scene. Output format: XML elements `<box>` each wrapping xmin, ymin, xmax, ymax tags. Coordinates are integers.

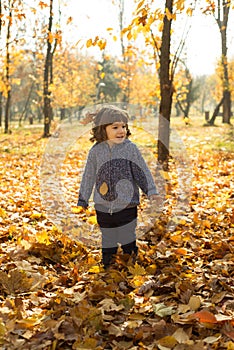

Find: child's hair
<box><xmin>90</xmin><ymin>105</ymin><xmax>131</xmax><ymax>143</ymax></box>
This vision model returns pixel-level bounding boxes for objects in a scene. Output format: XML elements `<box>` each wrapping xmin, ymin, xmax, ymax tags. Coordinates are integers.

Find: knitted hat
<box><xmin>94</xmin><ymin>105</ymin><xmax>129</xmax><ymax>127</ymax></box>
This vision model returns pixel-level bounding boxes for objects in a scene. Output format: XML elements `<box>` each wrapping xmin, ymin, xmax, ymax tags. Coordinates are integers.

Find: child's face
<box><xmin>105</xmin><ymin>122</ymin><xmax>127</xmax><ymax>145</ymax></box>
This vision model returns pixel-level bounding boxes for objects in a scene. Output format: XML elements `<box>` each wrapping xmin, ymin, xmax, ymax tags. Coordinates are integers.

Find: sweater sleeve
<box><xmin>130</xmin><ymin>143</ymin><xmax>158</xmax><ymax>197</ymax></box>
<box><xmin>77</xmin><ymin>147</ymin><xmax>96</xmax><ymax>208</ymax></box>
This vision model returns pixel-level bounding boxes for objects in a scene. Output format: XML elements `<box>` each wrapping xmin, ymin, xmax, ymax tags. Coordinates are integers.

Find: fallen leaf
<box><xmin>128</xmin><ymin>263</ymin><xmax>146</xmax><ymax>276</ymax></box>
<box><xmin>192</xmin><ymin>310</ymin><xmax>218</xmax><ymax>324</ymax></box>
<box><xmin>172</xmin><ymin>327</ymin><xmax>190</xmax><ymax>343</ymax></box>
<box><xmin>157</xmin><ymin>335</ymin><xmax>177</xmax><ymax>348</ymax></box>
<box><xmin>152</xmin><ymin>303</ymin><xmax>175</xmax><ymax>317</ymax></box>
<box><xmin>189</xmin><ymin>296</ymin><xmax>201</xmax><ymax>311</ymax></box>
<box><xmin>203</xmin><ymin>334</ymin><xmax>222</xmax><ymax>344</ymax></box>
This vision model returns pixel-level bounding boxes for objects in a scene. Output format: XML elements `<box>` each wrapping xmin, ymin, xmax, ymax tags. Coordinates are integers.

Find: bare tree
<box><xmin>43</xmin><ymin>0</ymin><xmax>58</xmax><ymax>137</ymax></box>
<box><xmin>4</xmin><ymin>0</ymin><xmax>14</xmax><ymax>133</ymax></box>
<box><xmin>118</xmin><ymin>0</ymin><xmax>131</xmax><ymax>104</ymax></box>
<box><xmin>206</xmin><ymin>0</ymin><xmax>231</xmax><ymax>125</ymax></box>
<box><xmin>1</xmin><ymin>0</ymin><xmax>25</xmax><ymax>133</ymax></box>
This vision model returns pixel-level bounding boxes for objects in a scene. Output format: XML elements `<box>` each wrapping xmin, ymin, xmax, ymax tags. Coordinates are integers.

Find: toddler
<box><xmin>77</xmin><ymin>105</ymin><xmax>159</xmax><ymax>268</ymax></box>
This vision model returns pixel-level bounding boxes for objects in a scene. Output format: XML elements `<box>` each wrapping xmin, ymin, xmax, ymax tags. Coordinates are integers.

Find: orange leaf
<box><xmin>193</xmin><ymin>310</ymin><xmax>218</xmax><ymax>324</ymax></box>
<box><xmin>174</xmin><ymin>248</ymin><xmax>187</xmax><ymax>255</ymax></box>
<box><xmin>17</xmin><ymin>13</ymin><xmax>26</xmax><ymax>20</ymax></box>
<box><xmin>39</xmin><ymin>1</ymin><xmax>48</xmax><ymax>9</ymax></box>
<box><xmin>66</xmin><ymin>16</ymin><xmax>73</xmax><ymax>24</ymax></box>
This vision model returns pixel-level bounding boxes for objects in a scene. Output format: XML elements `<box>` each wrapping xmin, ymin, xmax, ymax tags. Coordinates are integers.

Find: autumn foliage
<box><xmin>0</xmin><ymin>120</ymin><xmax>233</xmax><ymax>350</ymax></box>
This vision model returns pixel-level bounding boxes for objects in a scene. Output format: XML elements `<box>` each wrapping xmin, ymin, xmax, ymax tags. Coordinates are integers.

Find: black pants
<box><xmin>96</xmin><ymin>207</ymin><xmax>138</xmax><ymax>266</ymax></box>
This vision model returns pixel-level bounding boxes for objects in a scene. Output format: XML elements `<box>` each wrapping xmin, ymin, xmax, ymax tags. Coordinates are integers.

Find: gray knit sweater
<box><xmin>77</xmin><ymin>139</ymin><xmax>158</xmax><ymax>213</ymax></box>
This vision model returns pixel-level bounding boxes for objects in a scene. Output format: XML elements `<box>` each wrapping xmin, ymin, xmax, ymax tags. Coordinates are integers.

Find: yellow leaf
<box><xmin>157</xmin><ymin>335</ymin><xmax>177</xmax><ymax>348</ymax></box>
<box><xmin>16</xmin><ymin>317</ymin><xmax>42</xmax><ymax>328</ymax></box>
<box><xmin>30</xmin><ymin>212</ymin><xmax>42</xmax><ymax>220</ymax></box>
<box><xmin>0</xmin><ymin>208</ymin><xmax>7</xmax><ymax>218</ymax></box>
<box><xmin>87</xmin><ymin>215</ymin><xmax>97</xmax><ymax>225</ymax></box>
<box><xmin>186</xmin><ymin>7</ymin><xmax>193</xmax><ymax>16</ymax></box>
<box><xmin>100</xmin><ymin>72</ymin><xmax>105</xmax><ymax>80</ymax></box>
<box><xmin>146</xmin><ymin>264</ymin><xmax>157</xmax><ymax>274</ymax></box>
<box><xmin>176</xmin><ymin>0</ymin><xmax>185</xmax><ymax>11</ymax></box>
<box><xmin>170</xmin><ymin>233</ymin><xmax>182</xmax><ymax>243</ymax></box>
<box><xmin>71</xmin><ymin>206</ymin><xmax>84</xmax><ymax>214</ymax></box>
<box><xmin>203</xmin><ymin>220</ymin><xmax>211</xmax><ymax>228</ymax></box>
<box><xmin>179</xmin><ymin>219</ymin><xmax>187</xmax><ymax>225</ymax></box>
<box><xmin>97</xmin><ymin>63</ymin><xmax>103</xmax><ymax>71</ymax></box>
<box><xmin>89</xmin><ymin>265</ymin><xmax>101</xmax><ymax>273</ymax></box>
<box><xmin>128</xmin><ymin>263</ymin><xmax>146</xmax><ymax>276</ymax></box>
<box><xmin>48</xmin><ymin>32</ymin><xmax>53</xmax><ymax>44</ymax></box>
<box><xmin>86</xmin><ymin>38</ymin><xmax>93</xmax><ymax>48</ymax></box>
<box><xmin>227</xmin><ymin>342</ymin><xmax>234</xmax><ymax>350</ymax></box>
<box><xmin>127</xmin><ymin>31</ymin><xmax>132</xmax><ymax>40</ymax></box>
<box><xmin>97</xmin><ymin>39</ymin><xmax>106</xmax><ymax>50</ymax></box>
<box><xmin>136</xmin><ymin>0</ymin><xmax>145</xmax><ymax>11</ymax></box>
<box><xmin>113</xmin><ymin>35</ymin><xmax>117</xmax><ymax>42</ymax></box>
<box><xmin>159</xmin><ymin>170</ymin><xmax>170</xmax><ymax>180</ymax></box>
<box><xmin>158</xmin><ymin>22</ymin><xmax>164</xmax><ymax>32</ymax></box>
<box><xmin>165</xmin><ymin>8</ymin><xmax>176</xmax><ymax>21</ymax></box>
<box><xmin>12</xmin><ymin>78</ymin><xmax>21</xmax><ymax>85</ymax></box>
<box><xmin>76</xmin><ymin>338</ymin><xmax>98</xmax><ymax>349</ymax></box>
<box><xmin>0</xmin><ymin>321</ymin><xmax>6</xmax><ymax>338</ymax></box>
<box><xmin>8</xmin><ymin>225</ymin><xmax>17</xmax><ymax>234</ymax></box>
<box><xmin>36</xmin><ymin>231</ymin><xmax>50</xmax><ymax>244</ymax></box>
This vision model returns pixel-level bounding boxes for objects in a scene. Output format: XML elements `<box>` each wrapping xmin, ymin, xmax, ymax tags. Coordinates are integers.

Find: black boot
<box><xmin>122</xmin><ymin>241</ymin><xmax>138</xmax><ymax>256</ymax></box>
<box><xmin>102</xmin><ymin>247</ymin><xmax>118</xmax><ymax>269</ymax></box>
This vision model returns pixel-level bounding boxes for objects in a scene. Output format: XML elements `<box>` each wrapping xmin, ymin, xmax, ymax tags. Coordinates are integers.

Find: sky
<box><xmin>56</xmin><ymin>0</ymin><xmax>234</xmax><ymax>76</ymax></box>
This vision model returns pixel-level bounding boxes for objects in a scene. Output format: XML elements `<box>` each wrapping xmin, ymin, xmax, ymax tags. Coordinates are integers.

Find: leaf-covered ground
<box><xmin>0</xmin><ymin>118</ymin><xmax>233</xmax><ymax>350</ymax></box>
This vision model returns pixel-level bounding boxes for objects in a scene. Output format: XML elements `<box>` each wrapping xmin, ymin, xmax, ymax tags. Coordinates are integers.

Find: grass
<box><xmin>170</xmin><ymin>114</ymin><xmax>234</xmax><ymax>153</ymax></box>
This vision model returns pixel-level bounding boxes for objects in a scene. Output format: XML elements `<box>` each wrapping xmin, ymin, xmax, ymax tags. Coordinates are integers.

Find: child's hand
<box><xmin>149</xmin><ymin>194</ymin><xmax>159</xmax><ymax>201</ymax></box>
<box><xmin>149</xmin><ymin>194</ymin><xmax>163</xmax><ymax>214</ymax></box>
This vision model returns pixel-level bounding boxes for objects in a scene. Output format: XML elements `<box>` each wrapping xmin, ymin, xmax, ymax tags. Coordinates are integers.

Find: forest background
<box><xmin>0</xmin><ymin>0</ymin><xmax>234</xmax><ymax>349</ymax></box>
<box><xmin>0</xmin><ymin>0</ymin><xmax>234</xmax><ymax>134</ymax></box>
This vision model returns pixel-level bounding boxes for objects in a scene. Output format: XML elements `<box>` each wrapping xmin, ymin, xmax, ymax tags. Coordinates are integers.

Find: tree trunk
<box><xmin>158</xmin><ymin>0</ymin><xmax>173</xmax><ymax>170</ymax></box>
<box><xmin>43</xmin><ymin>0</ymin><xmax>54</xmax><ymax>138</ymax></box>
<box><xmin>0</xmin><ymin>0</ymin><xmax>2</xmax><ymax>35</ymax></box>
<box><xmin>19</xmin><ymin>82</ymin><xmax>34</xmax><ymax>126</ymax></box>
<box><xmin>4</xmin><ymin>4</ymin><xmax>12</xmax><ymax>134</ymax></box>
<box><xmin>208</xmin><ymin>97</ymin><xmax>224</xmax><ymax>126</ymax></box>
<box><xmin>216</xmin><ymin>0</ymin><xmax>231</xmax><ymax>124</ymax></box>
<box><xmin>0</xmin><ymin>93</ymin><xmax>2</xmax><ymax>127</ymax></box>
<box><xmin>5</xmin><ymin>92</ymin><xmax>11</xmax><ymax>134</ymax></box>
<box><xmin>118</xmin><ymin>0</ymin><xmax>130</xmax><ymax>104</ymax></box>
